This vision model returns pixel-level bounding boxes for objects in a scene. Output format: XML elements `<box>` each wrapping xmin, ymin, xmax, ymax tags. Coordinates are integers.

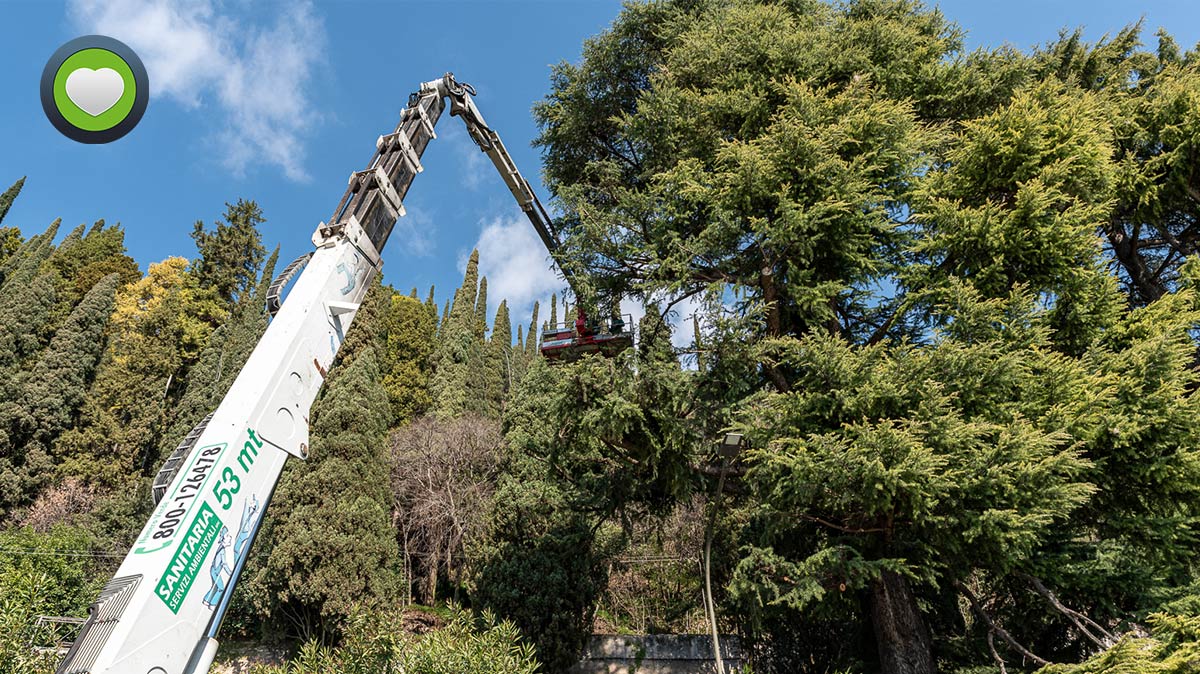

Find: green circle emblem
<box><xmin>53</xmin><ymin>48</ymin><xmax>138</xmax><ymax>132</ymax></box>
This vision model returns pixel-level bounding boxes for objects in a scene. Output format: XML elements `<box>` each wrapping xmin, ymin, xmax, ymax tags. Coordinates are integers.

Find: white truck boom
<box><xmin>55</xmin><ymin>73</ymin><xmax>554</xmax><ymax>674</ymax></box>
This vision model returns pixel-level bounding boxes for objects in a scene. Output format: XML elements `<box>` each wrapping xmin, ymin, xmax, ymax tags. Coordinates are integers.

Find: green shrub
<box><xmin>249</xmin><ymin>607</ymin><xmax>539</xmax><ymax>674</ymax></box>
<box><xmin>1039</xmin><ymin>613</ymin><xmax>1200</xmax><ymax>673</ymax></box>
<box><xmin>0</xmin><ymin>570</ymin><xmax>69</xmax><ymax>674</ymax></box>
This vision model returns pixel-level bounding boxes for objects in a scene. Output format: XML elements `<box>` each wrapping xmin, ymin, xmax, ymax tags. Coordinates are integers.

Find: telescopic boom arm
<box><xmin>55</xmin><ymin>73</ymin><xmax>561</xmax><ymax>674</ymax></box>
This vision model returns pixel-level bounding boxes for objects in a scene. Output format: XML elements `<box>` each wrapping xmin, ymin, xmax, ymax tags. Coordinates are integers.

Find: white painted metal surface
<box><xmin>59</xmin><ymin>232</ymin><xmax>376</xmax><ymax>674</ymax></box>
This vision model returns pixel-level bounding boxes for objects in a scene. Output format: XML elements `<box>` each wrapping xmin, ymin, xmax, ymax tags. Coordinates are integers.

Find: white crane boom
<box><xmin>55</xmin><ymin>73</ymin><xmax>547</xmax><ymax>674</ymax></box>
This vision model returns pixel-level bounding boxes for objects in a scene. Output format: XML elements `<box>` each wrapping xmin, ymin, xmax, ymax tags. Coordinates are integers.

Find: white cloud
<box><xmin>441</xmin><ymin>123</ymin><xmax>492</xmax><ymax>191</ymax></box>
<box><xmin>469</xmin><ymin>212</ymin><xmax>565</xmax><ymax>327</ymax></box>
<box><xmin>68</xmin><ymin>0</ymin><xmax>325</xmax><ymax>181</ymax></box>
<box><xmin>623</xmin><ymin>293</ymin><xmax>704</xmax><ymax>350</ymax></box>
<box><xmin>467</xmin><ymin>212</ymin><xmax>704</xmax><ymax>354</ymax></box>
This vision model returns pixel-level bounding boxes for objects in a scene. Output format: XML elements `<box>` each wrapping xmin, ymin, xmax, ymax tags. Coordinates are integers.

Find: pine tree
<box><xmin>191</xmin><ymin>199</ymin><xmax>267</xmax><ymax>310</ymax></box>
<box><xmin>0</xmin><ymin>177</ymin><xmax>25</xmax><ymax>225</ymax></box>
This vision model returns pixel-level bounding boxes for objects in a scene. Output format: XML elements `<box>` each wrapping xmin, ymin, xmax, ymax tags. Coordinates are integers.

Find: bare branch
<box><xmin>954</xmin><ymin>580</ymin><xmax>1051</xmax><ymax>667</ymax></box>
<box><xmin>1019</xmin><ymin>573</ymin><xmax>1115</xmax><ymax>647</ymax></box>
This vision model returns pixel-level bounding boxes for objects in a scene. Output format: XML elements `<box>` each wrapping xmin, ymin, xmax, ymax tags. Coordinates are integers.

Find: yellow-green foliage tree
<box><xmin>382</xmin><ymin>290</ymin><xmax>436</xmax><ymax>422</ymax></box>
<box><xmin>54</xmin><ymin>258</ymin><xmax>225</xmax><ymax>490</ymax></box>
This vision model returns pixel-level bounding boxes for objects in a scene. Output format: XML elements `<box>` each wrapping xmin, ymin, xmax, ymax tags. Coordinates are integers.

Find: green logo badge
<box><xmin>155</xmin><ymin>501</ymin><xmax>224</xmax><ymax>614</ymax></box>
<box><xmin>40</xmin><ymin>35</ymin><xmax>148</xmax><ymax>144</ymax></box>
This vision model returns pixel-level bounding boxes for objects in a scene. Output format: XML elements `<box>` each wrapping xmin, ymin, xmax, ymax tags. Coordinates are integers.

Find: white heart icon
<box><xmin>64</xmin><ymin>67</ymin><xmax>125</xmax><ymax>117</ymax></box>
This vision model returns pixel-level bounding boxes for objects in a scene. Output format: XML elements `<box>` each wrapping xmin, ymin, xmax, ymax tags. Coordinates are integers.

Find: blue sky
<box><xmin>1</xmin><ymin>0</ymin><xmax>1198</xmax><ymax>337</ymax></box>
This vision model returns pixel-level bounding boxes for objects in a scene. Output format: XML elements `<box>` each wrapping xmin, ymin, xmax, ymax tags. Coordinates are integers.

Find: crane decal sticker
<box><xmin>202</xmin><ymin>495</ymin><xmax>260</xmax><ymax>609</ymax></box>
<box><xmin>336</xmin><ymin>261</ymin><xmax>355</xmax><ymax>294</ymax></box>
<box><xmin>135</xmin><ymin>442</ymin><xmax>229</xmax><ymax>555</ymax></box>
<box><xmin>201</xmin><ymin>527</ymin><xmax>232</xmax><ymax>608</ymax></box>
<box><xmin>155</xmin><ymin>501</ymin><xmax>224</xmax><ymax>614</ymax></box>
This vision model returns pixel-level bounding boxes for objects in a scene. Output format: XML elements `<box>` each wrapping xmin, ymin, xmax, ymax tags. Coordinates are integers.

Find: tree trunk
<box><xmin>426</xmin><ymin>544</ymin><xmax>438</xmax><ymax>604</ymax></box>
<box><xmin>869</xmin><ymin>570</ymin><xmax>935</xmax><ymax>674</ymax></box>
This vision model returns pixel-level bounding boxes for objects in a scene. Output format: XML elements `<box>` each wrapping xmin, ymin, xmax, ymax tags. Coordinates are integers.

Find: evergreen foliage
<box><xmin>382</xmin><ymin>290</ymin><xmax>436</xmax><ymax>421</ymax></box>
<box><xmin>528</xmin><ymin>1</ymin><xmax>1200</xmax><ymax>670</ymax></box>
<box><xmin>160</xmin><ymin>249</ymin><xmax>277</xmax><ymax>466</ymax></box>
<box><xmin>191</xmin><ymin>199</ymin><xmax>268</xmax><ymax>310</ymax></box>
<box><xmin>430</xmin><ymin>250</ymin><xmax>486</xmax><ymax>418</ymax></box>
<box><xmin>0</xmin><ymin>221</ymin><xmax>62</xmax><ymax>370</ymax></box>
<box><xmin>0</xmin><ymin>177</ymin><xmax>24</xmax><ymax>226</ymax></box>
<box><xmin>0</xmin><ymin>226</ymin><xmax>21</xmax><ymax>271</ymax></box>
<box><xmin>244</xmin><ymin>607</ymin><xmax>539</xmax><ymax>674</ymax></box>
<box><xmin>4</xmin><ymin>4</ymin><xmax>1200</xmax><ymax>673</ymax></box>
<box><xmin>0</xmin><ymin>274</ymin><xmax>119</xmax><ymax>515</ymax></box>
<box><xmin>54</xmin><ymin>258</ymin><xmax>225</xmax><ymax>488</ymax></box>
<box><xmin>485</xmin><ymin>300</ymin><xmax>512</xmax><ymax>413</ymax></box>
<box><xmin>249</xmin><ymin>281</ymin><xmax>402</xmax><ymax>642</ymax></box>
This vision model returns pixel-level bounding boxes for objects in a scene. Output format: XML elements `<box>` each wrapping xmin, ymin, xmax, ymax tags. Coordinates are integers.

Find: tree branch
<box><xmin>954</xmin><ymin>580</ymin><xmax>1051</xmax><ymax>667</ymax></box>
<box><xmin>1019</xmin><ymin>573</ymin><xmax>1115</xmax><ymax>647</ymax></box>
<box><xmin>799</xmin><ymin>513</ymin><xmax>888</xmax><ymax>535</ymax></box>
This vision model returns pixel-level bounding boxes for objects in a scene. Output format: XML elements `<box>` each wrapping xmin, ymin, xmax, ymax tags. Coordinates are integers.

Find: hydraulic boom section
<box><xmin>424</xmin><ymin>75</ymin><xmax>633</xmax><ymax>361</ymax></box>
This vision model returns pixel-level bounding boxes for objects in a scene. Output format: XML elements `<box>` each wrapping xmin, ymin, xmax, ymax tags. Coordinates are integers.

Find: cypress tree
<box><xmin>248</xmin><ymin>280</ymin><xmax>401</xmax><ymax>641</ymax></box>
<box><xmin>0</xmin><ymin>226</ymin><xmax>21</xmax><ymax>271</ymax></box>
<box><xmin>474</xmin><ymin>276</ymin><xmax>490</xmax><ymax>340</ymax></box>
<box><xmin>382</xmin><ymin>291</ymin><xmax>436</xmax><ymax>422</ymax></box>
<box><xmin>46</xmin><ymin>221</ymin><xmax>139</xmax><ymax>306</ymax></box>
<box><xmin>437</xmin><ymin>299</ymin><xmax>451</xmax><ymax>342</ymax></box>
<box><xmin>54</xmin><ymin>258</ymin><xmax>224</xmax><ymax>487</ymax></box>
<box><xmin>525</xmin><ymin>301</ymin><xmax>540</xmax><ymax>358</ymax></box>
<box><xmin>424</xmin><ymin>285</ymin><xmax>438</xmax><ymax>330</ymax></box>
<box><xmin>431</xmin><ymin>251</ymin><xmax>485</xmax><ymax>418</ymax></box>
<box><xmin>0</xmin><ymin>177</ymin><xmax>25</xmax><ymax>225</ymax></box>
<box><xmin>157</xmin><ymin>249</ymin><xmax>278</xmax><ymax>468</ymax></box>
<box><xmin>0</xmin><ymin>271</ymin><xmax>56</xmax><ymax>370</ymax></box>
<box><xmin>486</xmin><ymin>299</ymin><xmax>512</xmax><ymax>414</ymax></box>
<box><xmin>42</xmin><ymin>221</ymin><xmax>140</xmax><ymax>338</ymax></box>
<box><xmin>0</xmin><ymin>273</ymin><xmax>119</xmax><ymax>513</ymax></box>
<box><xmin>453</xmin><ymin>249</ymin><xmax>481</xmax><ymax>329</ymax></box>
<box><xmin>0</xmin><ymin>219</ymin><xmax>59</xmax><ymax>290</ymax></box>
<box><xmin>19</xmin><ymin>273</ymin><xmax>120</xmax><ymax>445</ymax></box>
<box><xmin>549</xmin><ymin>292</ymin><xmax>558</xmax><ymax>328</ymax></box>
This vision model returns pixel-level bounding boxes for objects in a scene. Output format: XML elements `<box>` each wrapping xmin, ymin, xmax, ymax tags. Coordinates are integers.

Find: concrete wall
<box><xmin>571</xmin><ymin>634</ymin><xmax>743</xmax><ymax>674</ymax></box>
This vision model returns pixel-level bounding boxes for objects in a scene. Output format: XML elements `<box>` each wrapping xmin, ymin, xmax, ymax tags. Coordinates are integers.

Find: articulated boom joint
<box><xmin>311</xmin><ymin>214</ymin><xmax>382</xmax><ymax>269</ymax></box>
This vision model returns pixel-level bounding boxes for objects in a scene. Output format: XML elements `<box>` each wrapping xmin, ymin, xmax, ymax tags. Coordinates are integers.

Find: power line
<box><xmin>0</xmin><ymin>547</ymin><xmax>125</xmax><ymax>559</ymax></box>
